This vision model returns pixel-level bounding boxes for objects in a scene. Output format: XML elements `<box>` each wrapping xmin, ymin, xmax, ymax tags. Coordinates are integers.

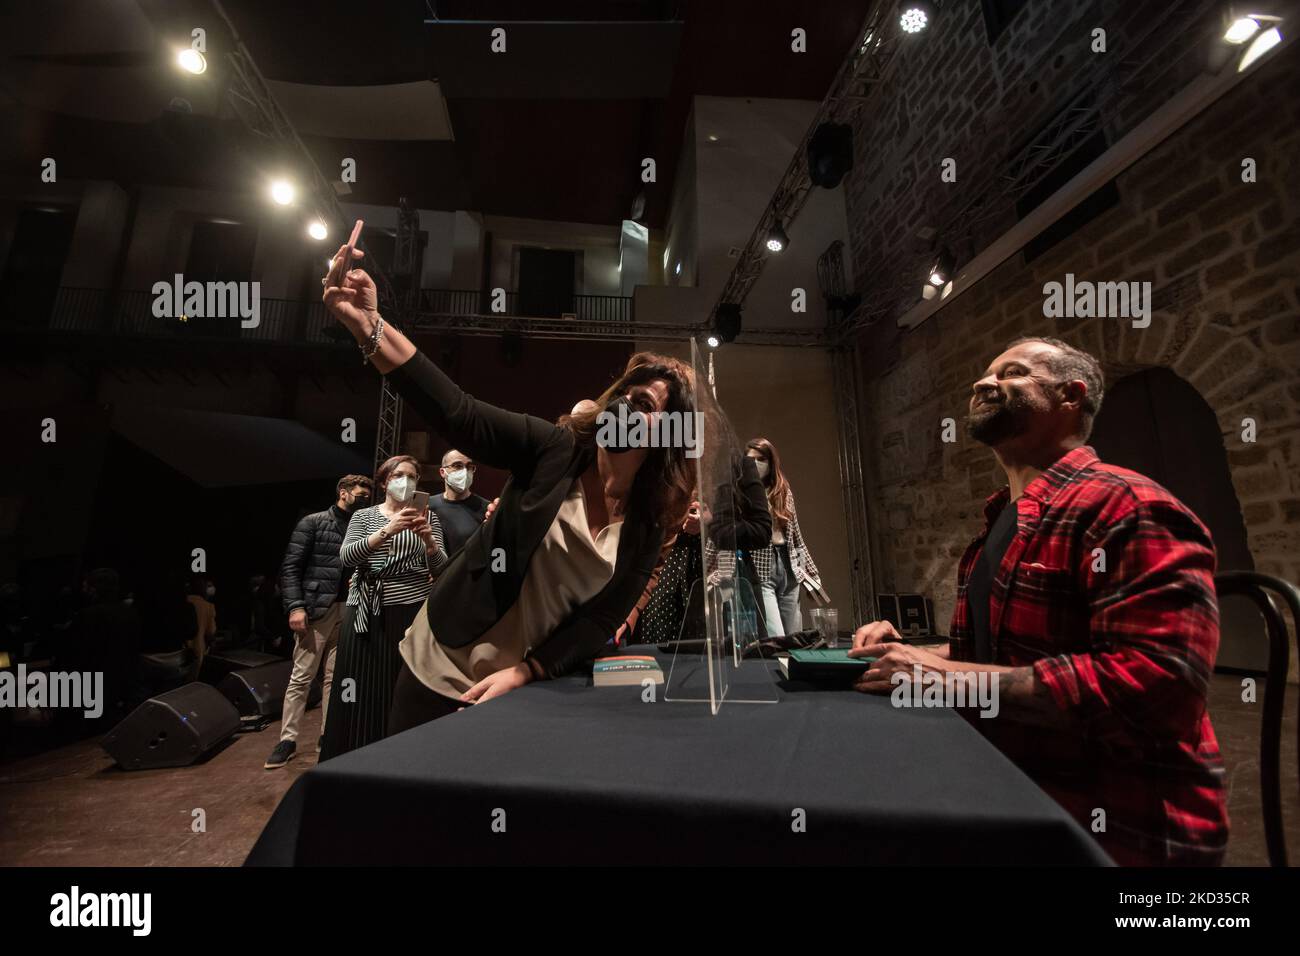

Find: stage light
<box><xmin>706</xmin><ymin>334</ymin><xmax>721</xmax><ymax>349</ymax></box>
<box><xmin>766</xmin><ymin>220</ymin><xmax>789</xmax><ymax>253</ymax></box>
<box><xmin>176</xmin><ymin>48</ymin><xmax>206</xmax><ymax>74</ymax></box>
<box><xmin>928</xmin><ymin>247</ymin><xmax>955</xmax><ymax>286</ymax></box>
<box><xmin>1239</xmin><ymin>25</ymin><xmax>1282</xmax><ymax>70</ymax></box>
<box><xmin>270</xmin><ymin>180</ymin><xmax>295</xmax><ymax>205</ymax></box>
<box><xmin>307</xmin><ymin>220</ymin><xmax>328</xmax><ymax>241</ymax></box>
<box><xmin>674</xmin><ymin>262</ymin><xmax>682</xmax><ymax>276</ymax></box>
<box><xmin>899</xmin><ymin>1</ymin><xmax>935</xmax><ymax>34</ymax></box>
<box><xmin>1224</xmin><ymin>16</ymin><xmax>1262</xmax><ymax>43</ymax></box>
<box><xmin>714</xmin><ymin>303</ymin><xmax>742</xmax><ymax>343</ymax></box>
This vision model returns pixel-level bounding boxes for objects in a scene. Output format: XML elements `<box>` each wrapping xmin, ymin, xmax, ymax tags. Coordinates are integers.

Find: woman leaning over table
<box><xmin>319</xmin><ymin>244</ymin><xmax>698</xmax><ymax>736</ymax></box>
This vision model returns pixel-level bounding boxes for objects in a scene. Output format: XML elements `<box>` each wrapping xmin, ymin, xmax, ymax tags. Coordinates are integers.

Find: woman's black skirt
<box><xmin>319</xmin><ymin>599</ymin><xmax>421</xmax><ymax>761</ymax></box>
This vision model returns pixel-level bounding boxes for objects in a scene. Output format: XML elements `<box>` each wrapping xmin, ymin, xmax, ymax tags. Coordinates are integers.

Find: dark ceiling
<box><xmin>1</xmin><ymin>0</ymin><xmax>870</xmax><ymax>227</ymax></box>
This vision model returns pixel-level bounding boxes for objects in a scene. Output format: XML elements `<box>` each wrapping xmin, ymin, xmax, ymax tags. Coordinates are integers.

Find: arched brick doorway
<box><xmin>1090</xmin><ymin>366</ymin><xmax>1264</xmax><ymax>671</ymax></box>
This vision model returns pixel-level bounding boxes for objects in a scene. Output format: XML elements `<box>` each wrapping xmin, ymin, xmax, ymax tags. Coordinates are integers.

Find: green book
<box><xmin>781</xmin><ymin>648</ymin><xmax>876</xmax><ymax>682</ymax></box>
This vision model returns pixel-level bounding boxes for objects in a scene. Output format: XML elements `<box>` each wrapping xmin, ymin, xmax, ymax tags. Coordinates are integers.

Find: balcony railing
<box><xmin>18</xmin><ymin>287</ymin><xmax>634</xmax><ymax>346</ymax></box>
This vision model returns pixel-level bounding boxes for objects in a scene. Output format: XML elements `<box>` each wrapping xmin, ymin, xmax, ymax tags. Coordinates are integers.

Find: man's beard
<box><xmin>965</xmin><ymin>394</ymin><xmax>1035</xmax><ymax>445</ymax></box>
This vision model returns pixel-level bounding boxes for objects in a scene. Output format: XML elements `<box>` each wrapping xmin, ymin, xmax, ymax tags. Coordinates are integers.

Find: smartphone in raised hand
<box><xmin>332</xmin><ymin>218</ymin><xmax>364</xmax><ymax>287</ymax></box>
<box><xmin>412</xmin><ymin>490</ymin><xmax>430</xmax><ymax>514</ymax></box>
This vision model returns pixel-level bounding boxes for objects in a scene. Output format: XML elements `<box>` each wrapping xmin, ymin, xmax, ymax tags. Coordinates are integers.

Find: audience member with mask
<box><xmin>319</xmin><ymin>456</ymin><xmax>447</xmax><ymax>760</ymax></box>
<box><xmin>430</xmin><ymin>448</ymin><xmax>491</xmax><ymax>557</ymax></box>
<box><xmin>744</xmin><ymin>438</ymin><xmax>824</xmax><ymax>636</ymax></box>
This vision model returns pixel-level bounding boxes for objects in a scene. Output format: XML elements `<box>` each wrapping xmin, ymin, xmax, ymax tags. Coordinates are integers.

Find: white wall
<box><xmin>482</xmin><ymin>214</ymin><xmax>623</xmax><ymax>296</ymax></box>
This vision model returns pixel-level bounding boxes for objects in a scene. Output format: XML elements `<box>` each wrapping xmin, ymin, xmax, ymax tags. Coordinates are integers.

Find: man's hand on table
<box><xmin>460</xmin><ymin>662</ymin><xmax>532</xmax><ymax>705</ymax></box>
<box><xmin>848</xmin><ymin>619</ymin><xmax>951</xmax><ymax>694</ymax></box>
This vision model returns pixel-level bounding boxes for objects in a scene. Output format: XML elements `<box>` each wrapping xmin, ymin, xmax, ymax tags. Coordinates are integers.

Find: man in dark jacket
<box><xmin>265</xmin><ymin>474</ymin><xmax>372</xmax><ymax>768</ymax></box>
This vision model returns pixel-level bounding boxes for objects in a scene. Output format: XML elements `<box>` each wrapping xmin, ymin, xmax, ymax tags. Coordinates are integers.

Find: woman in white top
<box><xmin>321</xmin><ymin>252</ymin><xmax>698</xmax><ymax>737</ymax></box>
<box><xmin>744</xmin><ymin>437</ymin><xmax>823</xmax><ymax>637</ymax></box>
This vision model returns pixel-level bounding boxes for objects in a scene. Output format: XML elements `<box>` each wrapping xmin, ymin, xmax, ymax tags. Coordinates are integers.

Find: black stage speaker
<box><xmin>101</xmin><ymin>683</ymin><xmax>240</xmax><ymax>770</ymax></box>
<box><xmin>199</xmin><ymin>648</ymin><xmax>281</xmax><ymax>685</ymax></box>
<box><xmin>219</xmin><ymin>660</ymin><xmax>306</xmax><ymax>718</ymax></box>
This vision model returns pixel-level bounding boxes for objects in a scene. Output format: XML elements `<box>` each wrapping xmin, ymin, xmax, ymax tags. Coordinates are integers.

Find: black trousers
<box><xmin>388</xmin><ymin>660</ymin><xmax>464</xmax><ymax>737</ymax></box>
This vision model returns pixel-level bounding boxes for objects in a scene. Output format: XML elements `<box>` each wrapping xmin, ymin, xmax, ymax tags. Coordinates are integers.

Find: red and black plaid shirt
<box><xmin>950</xmin><ymin>446</ymin><xmax>1228</xmax><ymax>866</ymax></box>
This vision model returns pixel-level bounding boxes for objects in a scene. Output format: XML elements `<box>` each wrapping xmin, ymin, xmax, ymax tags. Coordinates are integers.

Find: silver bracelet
<box><xmin>359</xmin><ymin>317</ymin><xmax>385</xmax><ymax>364</ymax></box>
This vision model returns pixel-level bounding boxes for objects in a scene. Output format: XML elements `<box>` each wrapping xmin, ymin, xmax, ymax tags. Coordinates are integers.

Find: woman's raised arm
<box><xmin>322</xmin><ymin>248</ymin><xmax>561</xmax><ymax>473</ymax></box>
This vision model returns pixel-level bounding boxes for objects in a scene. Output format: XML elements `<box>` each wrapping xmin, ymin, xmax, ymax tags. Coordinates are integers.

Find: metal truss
<box><xmin>830</xmin><ymin>341</ymin><xmax>875</xmax><ymax>627</ymax></box>
<box><xmin>711</xmin><ymin>0</ymin><xmax>903</xmax><ymax>320</ymax></box>
<box><xmin>211</xmin><ymin>0</ymin><xmax>408</xmax><ymax>469</ymax></box>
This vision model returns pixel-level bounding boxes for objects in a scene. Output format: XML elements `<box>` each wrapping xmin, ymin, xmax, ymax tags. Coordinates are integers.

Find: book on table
<box><xmin>592</xmin><ymin>655</ymin><xmax>664</xmax><ymax>686</ymax></box>
<box><xmin>778</xmin><ymin>648</ymin><xmax>877</xmax><ymax>682</ymax></box>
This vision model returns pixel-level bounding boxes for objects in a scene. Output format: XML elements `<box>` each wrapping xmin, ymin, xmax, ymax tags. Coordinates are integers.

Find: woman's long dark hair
<box><xmin>746</xmin><ymin>437</ymin><xmax>791</xmax><ymax>530</ymax></box>
<box><xmin>558</xmin><ymin>352</ymin><xmax>697</xmax><ymax>531</ymax></box>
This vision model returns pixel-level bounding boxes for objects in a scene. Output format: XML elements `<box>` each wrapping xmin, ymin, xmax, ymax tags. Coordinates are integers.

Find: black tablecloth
<box><xmin>246</xmin><ymin>649</ymin><xmax>1111</xmax><ymax>865</ymax></box>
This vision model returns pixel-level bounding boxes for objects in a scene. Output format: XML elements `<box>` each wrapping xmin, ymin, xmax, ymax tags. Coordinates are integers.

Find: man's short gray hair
<box><xmin>1006</xmin><ymin>336</ymin><xmax>1105</xmax><ymax>439</ymax></box>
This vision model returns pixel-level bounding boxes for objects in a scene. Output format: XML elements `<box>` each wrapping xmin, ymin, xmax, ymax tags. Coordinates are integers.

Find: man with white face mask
<box><xmin>430</xmin><ymin>448</ymin><xmax>491</xmax><ymax>557</ymax></box>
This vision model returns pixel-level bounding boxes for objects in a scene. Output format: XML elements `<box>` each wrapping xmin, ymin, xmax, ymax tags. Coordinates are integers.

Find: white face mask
<box><xmin>387</xmin><ymin>475</ymin><xmax>414</xmax><ymax>503</ymax></box>
<box><xmin>446</xmin><ymin>468</ymin><xmax>472</xmax><ymax>493</ymax></box>
<box><xmin>753</xmin><ymin>459</ymin><xmax>771</xmax><ymax>480</ymax></box>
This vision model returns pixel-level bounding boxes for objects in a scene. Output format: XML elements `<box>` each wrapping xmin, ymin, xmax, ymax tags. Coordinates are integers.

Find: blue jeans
<box><xmin>761</xmin><ymin>544</ymin><xmax>802</xmax><ymax>637</ymax></box>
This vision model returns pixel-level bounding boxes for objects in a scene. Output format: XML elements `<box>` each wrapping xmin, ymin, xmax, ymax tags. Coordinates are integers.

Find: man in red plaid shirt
<box><xmin>851</xmin><ymin>337</ymin><xmax>1228</xmax><ymax>866</ymax></box>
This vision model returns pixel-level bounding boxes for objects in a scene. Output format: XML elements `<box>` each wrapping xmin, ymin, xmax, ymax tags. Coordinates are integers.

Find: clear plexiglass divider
<box><xmin>662</xmin><ymin>340</ymin><xmax>780</xmax><ymax>712</ymax></box>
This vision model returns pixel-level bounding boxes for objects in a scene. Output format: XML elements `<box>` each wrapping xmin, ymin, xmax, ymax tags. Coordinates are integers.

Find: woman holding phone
<box><xmin>318</xmin><ymin>455</ymin><xmax>447</xmax><ymax>760</ymax></box>
<box><xmin>637</xmin><ymin>453</ymin><xmax>771</xmax><ymax>644</ymax></box>
<box><xmin>744</xmin><ymin>437</ymin><xmax>824</xmax><ymax>637</ymax></box>
<box><xmin>320</xmin><ymin>244</ymin><xmax>696</xmax><ymax>736</ymax></box>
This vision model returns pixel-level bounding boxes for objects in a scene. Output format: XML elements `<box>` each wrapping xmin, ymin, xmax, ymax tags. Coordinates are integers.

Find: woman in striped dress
<box><xmin>319</xmin><ymin>455</ymin><xmax>447</xmax><ymax>760</ymax></box>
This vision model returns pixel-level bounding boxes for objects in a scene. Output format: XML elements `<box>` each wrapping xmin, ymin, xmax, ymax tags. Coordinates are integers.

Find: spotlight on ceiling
<box><xmin>929</xmin><ymin>247</ymin><xmax>955</xmax><ymax>286</ymax></box>
<box><xmin>899</xmin><ymin>1</ymin><xmax>936</xmax><ymax>34</ymax></box>
<box><xmin>1224</xmin><ymin>15</ymin><xmax>1263</xmax><ymax>43</ymax></box>
<box><xmin>765</xmin><ymin>220</ymin><xmax>789</xmax><ymax>253</ymax></box>
<box><xmin>269</xmin><ymin>179</ymin><xmax>296</xmax><ymax>206</ymax></box>
<box><xmin>176</xmin><ymin>48</ymin><xmax>206</xmax><ymax>74</ymax></box>
<box><xmin>714</xmin><ymin>303</ymin><xmax>742</xmax><ymax>344</ymax></box>
<box><xmin>705</xmin><ymin>334</ymin><xmax>721</xmax><ymax>349</ymax></box>
<box><xmin>307</xmin><ymin>220</ymin><xmax>328</xmax><ymax>241</ymax></box>
<box><xmin>1238</xmin><ymin>24</ymin><xmax>1283</xmax><ymax>71</ymax></box>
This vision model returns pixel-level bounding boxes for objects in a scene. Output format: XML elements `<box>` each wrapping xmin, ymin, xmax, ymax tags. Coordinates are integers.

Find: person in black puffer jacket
<box><xmin>265</xmin><ymin>474</ymin><xmax>373</xmax><ymax>769</ymax></box>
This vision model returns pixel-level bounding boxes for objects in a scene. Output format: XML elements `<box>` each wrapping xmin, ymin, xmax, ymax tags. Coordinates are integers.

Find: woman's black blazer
<box><xmin>386</xmin><ymin>351</ymin><xmax>666</xmax><ymax>679</ymax></box>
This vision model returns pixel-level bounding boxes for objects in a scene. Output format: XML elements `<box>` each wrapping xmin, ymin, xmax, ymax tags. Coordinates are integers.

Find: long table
<box><xmin>246</xmin><ymin>649</ymin><xmax>1111</xmax><ymax>865</ymax></box>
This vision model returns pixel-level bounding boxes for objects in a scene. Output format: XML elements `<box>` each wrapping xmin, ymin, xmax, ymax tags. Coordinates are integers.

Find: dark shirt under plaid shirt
<box><xmin>950</xmin><ymin>445</ymin><xmax>1228</xmax><ymax>866</ymax></box>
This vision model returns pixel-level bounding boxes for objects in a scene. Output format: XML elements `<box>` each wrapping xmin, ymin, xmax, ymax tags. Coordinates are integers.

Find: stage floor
<box><xmin>1</xmin><ymin>675</ymin><xmax>1295</xmax><ymax>866</ymax></box>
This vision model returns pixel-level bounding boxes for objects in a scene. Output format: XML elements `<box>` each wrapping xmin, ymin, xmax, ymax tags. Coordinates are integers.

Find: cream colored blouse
<box><xmin>399</xmin><ymin>478</ymin><xmax>623</xmax><ymax>698</ymax></box>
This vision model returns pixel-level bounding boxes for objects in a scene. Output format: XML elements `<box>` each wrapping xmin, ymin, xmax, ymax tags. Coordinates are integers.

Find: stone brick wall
<box><xmin>844</xmin><ymin>8</ymin><xmax>1300</xmax><ymax>649</ymax></box>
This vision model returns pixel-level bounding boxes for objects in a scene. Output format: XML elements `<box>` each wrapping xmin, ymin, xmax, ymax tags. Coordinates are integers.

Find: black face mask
<box><xmin>600</xmin><ymin>395</ymin><xmax>643</xmax><ymax>454</ymax></box>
